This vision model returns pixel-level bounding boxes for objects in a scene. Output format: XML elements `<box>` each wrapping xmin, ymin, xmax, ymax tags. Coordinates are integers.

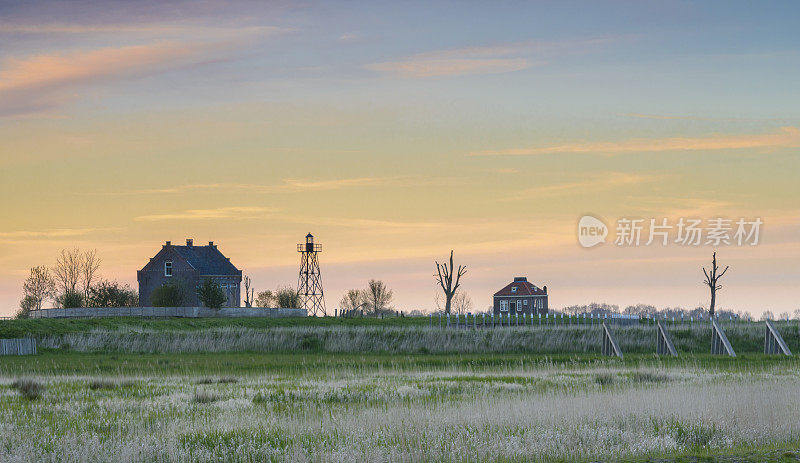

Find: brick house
<box><xmin>137</xmin><ymin>239</ymin><xmax>242</xmax><ymax>307</ymax></box>
<box><xmin>493</xmin><ymin>277</ymin><xmax>548</xmax><ymax>315</ymax></box>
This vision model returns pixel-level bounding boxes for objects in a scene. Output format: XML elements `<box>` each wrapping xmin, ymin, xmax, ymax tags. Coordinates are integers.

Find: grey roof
<box><xmin>172</xmin><ymin>245</ymin><xmax>241</xmax><ymax>276</ymax></box>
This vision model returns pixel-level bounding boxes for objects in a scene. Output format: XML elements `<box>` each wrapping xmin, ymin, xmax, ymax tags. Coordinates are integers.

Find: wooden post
<box><xmin>656</xmin><ymin>320</ymin><xmax>678</xmax><ymax>356</ymax></box>
<box><xmin>711</xmin><ymin>318</ymin><xmax>736</xmax><ymax>356</ymax></box>
<box><xmin>765</xmin><ymin>319</ymin><xmax>792</xmax><ymax>355</ymax></box>
<box><xmin>601</xmin><ymin>323</ymin><xmax>623</xmax><ymax>358</ymax></box>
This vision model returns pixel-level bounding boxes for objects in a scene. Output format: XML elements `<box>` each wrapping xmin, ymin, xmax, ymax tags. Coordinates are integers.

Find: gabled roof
<box><xmin>494</xmin><ymin>277</ymin><xmax>546</xmax><ymax>297</ymax></box>
<box><xmin>171</xmin><ymin>244</ymin><xmax>241</xmax><ymax>276</ymax></box>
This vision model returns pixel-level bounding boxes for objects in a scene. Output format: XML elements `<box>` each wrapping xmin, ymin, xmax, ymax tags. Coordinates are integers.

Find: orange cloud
<box><xmin>366</xmin><ymin>37</ymin><xmax>615</xmax><ymax>78</ymax></box>
<box><xmin>366</xmin><ymin>58</ymin><xmax>533</xmax><ymax>78</ymax></box>
<box><xmin>134</xmin><ymin>207</ymin><xmax>277</xmax><ymax>222</ymax></box>
<box><xmin>470</xmin><ymin>127</ymin><xmax>800</xmax><ymax>156</ymax></box>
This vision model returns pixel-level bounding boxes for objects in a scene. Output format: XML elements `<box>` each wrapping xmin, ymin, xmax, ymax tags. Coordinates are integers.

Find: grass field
<box><xmin>3</xmin><ymin>319</ymin><xmax>800</xmax><ymax>461</ymax></box>
<box><xmin>2</xmin><ymin>317</ymin><xmax>799</xmax><ymax>355</ymax></box>
<box><xmin>3</xmin><ymin>351</ymin><xmax>800</xmax><ymax>462</ymax></box>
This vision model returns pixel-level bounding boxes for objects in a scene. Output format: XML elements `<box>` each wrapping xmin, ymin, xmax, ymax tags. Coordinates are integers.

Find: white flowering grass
<box><xmin>2</xmin><ymin>359</ymin><xmax>800</xmax><ymax>462</ymax></box>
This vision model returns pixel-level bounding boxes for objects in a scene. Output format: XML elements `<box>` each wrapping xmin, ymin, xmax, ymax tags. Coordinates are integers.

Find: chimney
<box><xmin>208</xmin><ymin>241</ymin><xmax>214</xmax><ymax>246</ymax></box>
<box><xmin>165</xmin><ymin>241</ymin><xmax>171</xmax><ymax>246</ymax></box>
<box><xmin>186</xmin><ymin>238</ymin><xmax>193</xmax><ymax>247</ymax></box>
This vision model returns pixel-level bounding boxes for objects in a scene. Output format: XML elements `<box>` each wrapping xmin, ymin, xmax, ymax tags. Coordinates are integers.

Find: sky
<box><xmin>1</xmin><ymin>0</ymin><xmax>799</xmax><ymax>317</ymax></box>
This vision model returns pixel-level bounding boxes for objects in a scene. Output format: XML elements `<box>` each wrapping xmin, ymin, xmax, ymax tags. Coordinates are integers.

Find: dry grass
<box><xmin>10</xmin><ymin>378</ymin><xmax>44</xmax><ymax>400</ymax></box>
<box><xmin>2</xmin><ymin>362</ymin><xmax>800</xmax><ymax>461</ymax></box>
<box><xmin>35</xmin><ymin>324</ymin><xmax>772</xmax><ymax>354</ymax></box>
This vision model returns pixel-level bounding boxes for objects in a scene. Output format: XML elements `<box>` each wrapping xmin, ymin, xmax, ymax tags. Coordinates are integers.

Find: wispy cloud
<box><xmin>470</xmin><ymin>127</ymin><xmax>800</xmax><ymax>156</ymax></box>
<box><xmin>0</xmin><ymin>227</ymin><xmax>118</xmax><ymax>238</ymax></box>
<box><xmin>365</xmin><ymin>37</ymin><xmax>614</xmax><ymax>78</ymax></box>
<box><xmin>109</xmin><ymin>176</ymin><xmax>428</xmax><ymax>195</ymax></box>
<box><xmin>507</xmin><ymin>172</ymin><xmax>656</xmax><ymax>199</ymax></box>
<box><xmin>366</xmin><ymin>58</ymin><xmax>534</xmax><ymax>78</ymax></box>
<box><xmin>134</xmin><ymin>206</ymin><xmax>277</xmax><ymax>222</ymax></box>
<box><xmin>0</xmin><ymin>27</ymin><xmax>284</xmax><ymax>117</ymax></box>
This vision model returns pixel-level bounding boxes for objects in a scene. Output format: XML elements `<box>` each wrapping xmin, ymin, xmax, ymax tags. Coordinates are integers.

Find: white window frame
<box><xmin>500</xmin><ymin>300</ymin><xmax>509</xmax><ymax>311</ymax></box>
<box><xmin>517</xmin><ymin>299</ymin><xmax>522</xmax><ymax>311</ymax></box>
<box><xmin>164</xmin><ymin>261</ymin><xmax>172</xmax><ymax>277</ymax></box>
<box><xmin>511</xmin><ymin>287</ymin><xmax>517</xmax><ymax>293</ymax></box>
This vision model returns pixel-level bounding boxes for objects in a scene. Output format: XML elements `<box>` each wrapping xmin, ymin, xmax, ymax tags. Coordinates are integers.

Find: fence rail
<box><xmin>427</xmin><ymin>311</ymin><xmax>761</xmax><ymax>329</ymax></box>
<box><xmin>0</xmin><ymin>338</ymin><xmax>36</xmax><ymax>355</ymax></box>
<box><xmin>27</xmin><ymin>307</ymin><xmax>307</xmax><ymax>319</ymax></box>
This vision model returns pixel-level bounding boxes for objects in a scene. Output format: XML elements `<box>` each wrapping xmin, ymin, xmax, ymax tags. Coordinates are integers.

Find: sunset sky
<box><xmin>1</xmin><ymin>1</ymin><xmax>799</xmax><ymax>317</ymax></box>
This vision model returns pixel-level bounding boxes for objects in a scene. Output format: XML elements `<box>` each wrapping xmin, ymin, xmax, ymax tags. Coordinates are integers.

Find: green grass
<box><xmin>1</xmin><ymin>351</ymin><xmax>797</xmax><ymax>376</ymax></box>
<box><xmin>0</xmin><ymin>315</ymin><xmax>430</xmax><ymax>338</ymax></box>
<box><xmin>3</xmin><ymin>351</ymin><xmax>800</xmax><ymax>461</ymax></box>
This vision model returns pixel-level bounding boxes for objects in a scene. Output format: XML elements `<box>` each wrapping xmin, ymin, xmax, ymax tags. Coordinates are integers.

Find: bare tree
<box><xmin>451</xmin><ymin>291</ymin><xmax>473</xmax><ymax>315</ymax></box>
<box><xmin>435</xmin><ymin>250</ymin><xmax>466</xmax><ymax>315</ymax></box>
<box><xmin>339</xmin><ymin>289</ymin><xmax>366</xmax><ymax>314</ymax></box>
<box><xmin>365</xmin><ymin>279</ymin><xmax>393</xmax><ymax>315</ymax></box>
<box><xmin>702</xmin><ymin>252</ymin><xmax>729</xmax><ymax>318</ymax></box>
<box><xmin>53</xmin><ymin>248</ymin><xmax>82</xmax><ymax>295</ymax></box>
<box><xmin>81</xmin><ymin>249</ymin><xmax>101</xmax><ymax>301</ymax></box>
<box><xmin>243</xmin><ymin>275</ymin><xmax>255</xmax><ymax>307</ymax></box>
<box><xmin>22</xmin><ymin>266</ymin><xmax>56</xmax><ymax>311</ymax></box>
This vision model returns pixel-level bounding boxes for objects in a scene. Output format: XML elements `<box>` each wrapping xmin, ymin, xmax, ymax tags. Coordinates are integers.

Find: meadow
<box><xmin>3</xmin><ymin>319</ymin><xmax>800</xmax><ymax>461</ymax></box>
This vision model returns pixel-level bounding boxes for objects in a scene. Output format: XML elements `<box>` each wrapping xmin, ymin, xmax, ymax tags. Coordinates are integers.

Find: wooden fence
<box><xmin>0</xmin><ymin>338</ymin><xmax>37</xmax><ymax>355</ymax></box>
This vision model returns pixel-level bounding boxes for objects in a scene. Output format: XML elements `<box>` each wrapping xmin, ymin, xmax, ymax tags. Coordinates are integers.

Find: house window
<box><xmin>164</xmin><ymin>261</ymin><xmax>172</xmax><ymax>277</ymax></box>
<box><xmin>500</xmin><ymin>300</ymin><xmax>508</xmax><ymax>311</ymax></box>
<box><xmin>511</xmin><ymin>287</ymin><xmax>517</xmax><ymax>293</ymax></box>
<box><xmin>230</xmin><ymin>283</ymin><xmax>237</xmax><ymax>289</ymax></box>
<box><xmin>517</xmin><ymin>299</ymin><xmax>522</xmax><ymax>311</ymax></box>
<box><xmin>220</xmin><ymin>283</ymin><xmax>228</xmax><ymax>290</ymax></box>
<box><xmin>524</xmin><ymin>299</ymin><xmax>528</xmax><ymax>305</ymax></box>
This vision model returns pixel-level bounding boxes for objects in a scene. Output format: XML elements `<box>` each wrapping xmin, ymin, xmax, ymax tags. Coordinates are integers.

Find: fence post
<box><xmin>447</xmin><ymin>313</ymin><xmax>450</xmax><ymax>327</ymax></box>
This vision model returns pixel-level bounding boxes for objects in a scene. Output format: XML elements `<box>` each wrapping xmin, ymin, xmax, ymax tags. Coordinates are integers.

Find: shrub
<box><xmin>197</xmin><ymin>278</ymin><xmax>226</xmax><ymax>309</ymax></box>
<box><xmin>16</xmin><ymin>296</ymin><xmax>37</xmax><ymax>319</ymax></box>
<box><xmin>192</xmin><ymin>390</ymin><xmax>220</xmax><ymax>403</ymax></box>
<box><xmin>59</xmin><ymin>290</ymin><xmax>84</xmax><ymax>308</ymax></box>
<box><xmin>276</xmin><ymin>286</ymin><xmax>300</xmax><ymax>309</ymax></box>
<box><xmin>88</xmin><ymin>280</ymin><xmax>138</xmax><ymax>308</ymax></box>
<box><xmin>151</xmin><ymin>283</ymin><xmax>184</xmax><ymax>307</ymax></box>
<box><xmin>12</xmin><ymin>378</ymin><xmax>44</xmax><ymax>400</ymax></box>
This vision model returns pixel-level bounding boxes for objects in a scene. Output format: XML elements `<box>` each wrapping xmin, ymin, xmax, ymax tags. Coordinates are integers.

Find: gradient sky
<box><xmin>1</xmin><ymin>1</ymin><xmax>799</xmax><ymax>317</ymax></box>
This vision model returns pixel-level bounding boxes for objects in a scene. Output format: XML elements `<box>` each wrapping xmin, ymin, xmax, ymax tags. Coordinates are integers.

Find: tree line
<box><xmin>18</xmin><ymin>248</ymin><xmax>137</xmax><ymax>318</ymax></box>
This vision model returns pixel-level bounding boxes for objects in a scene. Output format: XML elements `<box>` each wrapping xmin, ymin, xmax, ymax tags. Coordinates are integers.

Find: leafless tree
<box><xmin>702</xmin><ymin>252</ymin><xmax>729</xmax><ymax>318</ymax></box>
<box><xmin>339</xmin><ymin>289</ymin><xmax>366</xmax><ymax>313</ymax></box>
<box><xmin>53</xmin><ymin>248</ymin><xmax>82</xmax><ymax>295</ymax></box>
<box><xmin>451</xmin><ymin>291</ymin><xmax>473</xmax><ymax>315</ymax></box>
<box><xmin>365</xmin><ymin>279</ymin><xmax>393</xmax><ymax>315</ymax></box>
<box><xmin>243</xmin><ymin>275</ymin><xmax>255</xmax><ymax>307</ymax></box>
<box><xmin>22</xmin><ymin>266</ymin><xmax>56</xmax><ymax>310</ymax></box>
<box><xmin>435</xmin><ymin>250</ymin><xmax>466</xmax><ymax>315</ymax></box>
<box><xmin>81</xmin><ymin>249</ymin><xmax>101</xmax><ymax>301</ymax></box>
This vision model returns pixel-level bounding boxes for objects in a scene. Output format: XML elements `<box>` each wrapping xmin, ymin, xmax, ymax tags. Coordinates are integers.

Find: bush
<box><xmin>12</xmin><ymin>378</ymin><xmax>44</xmax><ymax>400</ymax></box>
<box><xmin>192</xmin><ymin>390</ymin><xmax>220</xmax><ymax>403</ymax></box>
<box><xmin>197</xmin><ymin>278</ymin><xmax>226</xmax><ymax>309</ymax></box>
<box><xmin>88</xmin><ymin>280</ymin><xmax>138</xmax><ymax>307</ymax></box>
<box><xmin>276</xmin><ymin>286</ymin><xmax>300</xmax><ymax>309</ymax></box>
<box><xmin>59</xmin><ymin>290</ymin><xmax>84</xmax><ymax>308</ymax></box>
<box><xmin>151</xmin><ymin>283</ymin><xmax>184</xmax><ymax>307</ymax></box>
<box><xmin>16</xmin><ymin>296</ymin><xmax>37</xmax><ymax>319</ymax></box>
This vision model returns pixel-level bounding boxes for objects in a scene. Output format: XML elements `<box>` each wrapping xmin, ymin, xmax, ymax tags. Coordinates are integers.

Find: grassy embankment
<box><xmin>1</xmin><ymin>317</ymin><xmax>797</xmax><ymax>355</ymax></box>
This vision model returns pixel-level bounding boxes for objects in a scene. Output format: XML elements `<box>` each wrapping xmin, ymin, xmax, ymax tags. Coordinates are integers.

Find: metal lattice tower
<box><xmin>297</xmin><ymin>233</ymin><xmax>326</xmax><ymax>316</ymax></box>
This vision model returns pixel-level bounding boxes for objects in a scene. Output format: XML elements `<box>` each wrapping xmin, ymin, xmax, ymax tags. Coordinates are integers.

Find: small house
<box><xmin>137</xmin><ymin>239</ymin><xmax>242</xmax><ymax>307</ymax></box>
<box><xmin>493</xmin><ymin>276</ymin><xmax>548</xmax><ymax>316</ymax></box>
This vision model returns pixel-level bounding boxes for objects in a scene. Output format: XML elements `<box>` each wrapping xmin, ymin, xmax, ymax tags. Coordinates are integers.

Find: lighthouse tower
<box><xmin>297</xmin><ymin>233</ymin><xmax>325</xmax><ymax>316</ymax></box>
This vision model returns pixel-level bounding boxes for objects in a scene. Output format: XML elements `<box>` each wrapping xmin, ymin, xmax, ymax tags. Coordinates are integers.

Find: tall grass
<box><xmin>2</xmin><ymin>364</ymin><xmax>800</xmax><ymax>461</ymax></box>
<box><xmin>36</xmin><ymin>323</ymin><xmax>795</xmax><ymax>354</ymax></box>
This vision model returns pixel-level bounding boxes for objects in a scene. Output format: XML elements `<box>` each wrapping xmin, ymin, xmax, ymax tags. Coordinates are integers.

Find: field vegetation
<box><xmin>2</xmin><ymin>352</ymin><xmax>800</xmax><ymax>462</ymax></box>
